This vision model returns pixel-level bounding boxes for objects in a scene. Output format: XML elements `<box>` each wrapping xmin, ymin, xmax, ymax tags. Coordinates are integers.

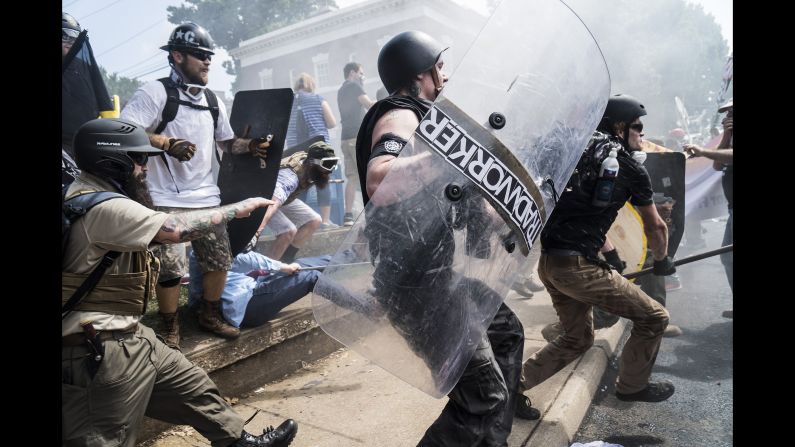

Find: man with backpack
<box><xmin>120</xmin><ymin>22</ymin><xmax>271</xmax><ymax>348</ymax></box>
<box><xmin>62</xmin><ymin>118</ymin><xmax>297</xmax><ymax>447</ymax></box>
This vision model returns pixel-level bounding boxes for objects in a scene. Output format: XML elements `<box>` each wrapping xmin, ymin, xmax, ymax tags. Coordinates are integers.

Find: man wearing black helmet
<box><xmin>121</xmin><ymin>23</ymin><xmax>272</xmax><ymax>347</ymax></box>
<box><xmin>514</xmin><ymin>94</ymin><xmax>675</xmax><ymax>420</ymax></box>
<box><xmin>355</xmin><ymin>31</ymin><xmax>527</xmax><ymax>446</ymax></box>
<box><xmin>62</xmin><ymin>118</ymin><xmax>298</xmax><ymax>447</ymax></box>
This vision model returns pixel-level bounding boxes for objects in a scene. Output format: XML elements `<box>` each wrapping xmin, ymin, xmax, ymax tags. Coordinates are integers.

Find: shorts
<box><xmin>152</xmin><ymin>206</ymin><xmax>233</xmax><ymax>281</ymax></box>
<box><xmin>266</xmin><ymin>199</ymin><xmax>321</xmax><ymax>236</ymax></box>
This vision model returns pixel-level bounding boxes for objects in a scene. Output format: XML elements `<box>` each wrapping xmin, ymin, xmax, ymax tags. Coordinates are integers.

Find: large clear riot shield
<box><xmin>312</xmin><ymin>0</ymin><xmax>611</xmax><ymax>398</ymax></box>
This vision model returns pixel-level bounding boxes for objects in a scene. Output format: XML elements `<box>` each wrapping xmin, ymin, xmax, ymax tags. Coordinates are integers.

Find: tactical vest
<box><xmin>61</xmin><ymin>184</ymin><xmax>160</xmax><ymax>316</ymax></box>
<box><xmin>279</xmin><ymin>151</ymin><xmax>312</xmax><ymax>205</ymax></box>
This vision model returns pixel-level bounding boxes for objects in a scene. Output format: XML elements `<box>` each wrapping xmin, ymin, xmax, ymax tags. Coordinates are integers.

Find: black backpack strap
<box><xmin>62</xmin><ymin>192</ymin><xmax>127</xmax><ymax>319</ymax></box>
<box><xmin>154</xmin><ymin>78</ymin><xmax>180</xmax><ymax>135</ymax></box>
<box><xmin>154</xmin><ymin>78</ymin><xmax>221</xmax><ymax>164</ymax></box>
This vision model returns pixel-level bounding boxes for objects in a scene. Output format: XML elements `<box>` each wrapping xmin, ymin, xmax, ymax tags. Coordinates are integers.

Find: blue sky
<box><xmin>64</xmin><ymin>0</ymin><xmax>732</xmax><ymax>97</ymax></box>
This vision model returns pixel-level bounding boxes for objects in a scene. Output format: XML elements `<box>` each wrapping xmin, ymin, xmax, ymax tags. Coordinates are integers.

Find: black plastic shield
<box><xmin>219</xmin><ymin>88</ymin><xmax>294</xmax><ymax>256</ymax></box>
<box><xmin>644</xmin><ymin>152</ymin><xmax>686</xmax><ymax>256</ymax></box>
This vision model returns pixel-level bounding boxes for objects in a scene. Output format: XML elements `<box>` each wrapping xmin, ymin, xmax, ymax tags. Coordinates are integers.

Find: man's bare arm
<box><xmin>153</xmin><ymin>197</ymin><xmax>274</xmax><ymax>244</ymax></box>
<box><xmin>636</xmin><ymin>203</ymin><xmax>669</xmax><ymax>261</ymax></box>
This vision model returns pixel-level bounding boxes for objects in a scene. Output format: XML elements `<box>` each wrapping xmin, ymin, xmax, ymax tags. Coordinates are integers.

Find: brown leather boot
<box><xmin>157</xmin><ymin>311</ymin><xmax>181</xmax><ymax>350</ymax></box>
<box><xmin>198</xmin><ymin>300</ymin><xmax>240</xmax><ymax>339</ymax></box>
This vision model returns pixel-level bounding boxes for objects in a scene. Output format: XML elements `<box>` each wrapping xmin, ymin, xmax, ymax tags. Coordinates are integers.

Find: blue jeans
<box><xmin>241</xmin><ymin>256</ymin><xmax>329</xmax><ymax>327</ymax></box>
<box><xmin>721</xmin><ymin>209</ymin><xmax>733</xmax><ymax>293</ymax></box>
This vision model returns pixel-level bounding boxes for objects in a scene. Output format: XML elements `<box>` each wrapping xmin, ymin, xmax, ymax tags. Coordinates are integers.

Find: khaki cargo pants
<box><xmin>62</xmin><ymin>324</ymin><xmax>242</xmax><ymax>446</ymax></box>
<box><xmin>520</xmin><ymin>253</ymin><xmax>669</xmax><ymax>394</ymax></box>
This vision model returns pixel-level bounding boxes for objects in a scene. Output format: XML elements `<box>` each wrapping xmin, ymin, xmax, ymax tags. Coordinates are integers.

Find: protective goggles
<box><xmin>127</xmin><ymin>152</ymin><xmax>150</xmax><ymax>166</ymax></box>
<box><xmin>185</xmin><ymin>50</ymin><xmax>212</xmax><ymax>62</ymax></box>
<box><xmin>62</xmin><ymin>28</ymin><xmax>80</xmax><ymax>44</ymax></box>
<box><xmin>310</xmin><ymin>157</ymin><xmax>340</xmax><ymax>173</ymax></box>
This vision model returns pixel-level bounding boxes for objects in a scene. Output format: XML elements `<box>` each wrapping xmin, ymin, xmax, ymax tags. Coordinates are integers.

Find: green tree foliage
<box><xmin>100</xmin><ymin>67</ymin><xmax>143</xmax><ymax>109</ymax></box>
<box><xmin>166</xmin><ymin>0</ymin><xmax>337</xmax><ymax>91</ymax></box>
<box><xmin>564</xmin><ymin>0</ymin><xmax>730</xmax><ymax>138</ymax></box>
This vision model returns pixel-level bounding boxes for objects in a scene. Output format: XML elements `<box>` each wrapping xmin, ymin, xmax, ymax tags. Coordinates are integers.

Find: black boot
<box><xmin>233</xmin><ymin>419</ymin><xmax>298</xmax><ymax>446</ymax></box>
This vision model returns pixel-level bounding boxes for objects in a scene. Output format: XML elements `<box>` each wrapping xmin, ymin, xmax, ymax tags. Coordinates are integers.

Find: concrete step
<box><xmin>136</xmin><ymin>227</ymin><xmax>351</xmax><ymax>443</ymax></box>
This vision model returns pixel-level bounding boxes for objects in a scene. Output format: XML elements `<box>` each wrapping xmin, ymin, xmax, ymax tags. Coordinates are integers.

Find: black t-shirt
<box><xmin>540</xmin><ymin>132</ymin><xmax>654</xmax><ymax>258</ymax></box>
<box><xmin>337</xmin><ymin>80</ymin><xmax>367</xmax><ymax>140</ymax></box>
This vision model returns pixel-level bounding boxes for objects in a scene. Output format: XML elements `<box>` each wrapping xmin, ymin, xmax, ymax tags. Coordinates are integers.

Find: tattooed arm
<box><xmin>217</xmin><ymin>134</ymin><xmax>273</xmax><ymax>157</ymax></box>
<box><xmin>152</xmin><ymin>197</ymin><xmax>274</xmax><ymax>244</ymax></box>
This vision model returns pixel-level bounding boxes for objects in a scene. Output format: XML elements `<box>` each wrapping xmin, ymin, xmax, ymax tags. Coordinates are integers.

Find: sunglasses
<box><xmin>127</xmin><ymin>152</ymin><xmax>149</xmax><ymax>165</ymax></box>
<box><xmin>62</xmin><ymin>28</ymin><xmax>80</xmax><ymax>44</ymax></box>
<box><xmin>311</xmin><ymin>157</ymin><xmax>340</xmax><ymax>173</ymax></box>
<box><xmin>185</xmin><ymin>50</ymin><xmax>212</xmax><ymax>62</ymax></box>
<box><xmin>629</xmin><ymin>123</ymin><xmax>644</xmax><ymax>132</ymax></box>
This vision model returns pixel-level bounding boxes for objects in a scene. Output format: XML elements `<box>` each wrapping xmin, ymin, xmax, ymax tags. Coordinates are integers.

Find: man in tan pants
<box><xmin>515</xmin><ymin>94</ymin><xmax>676</xmax><ymax>419</ymax></box>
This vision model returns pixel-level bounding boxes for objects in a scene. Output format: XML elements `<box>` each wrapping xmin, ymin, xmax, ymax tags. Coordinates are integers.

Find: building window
<box><xmin>313</xmin><ymin>53</ymin><xmax>330</xmax><ymax>87</ymax></box>
<box><xmin>258</xmin><ymin>68</ymin><xmax>273</xmax><ymax>89</ymax></box>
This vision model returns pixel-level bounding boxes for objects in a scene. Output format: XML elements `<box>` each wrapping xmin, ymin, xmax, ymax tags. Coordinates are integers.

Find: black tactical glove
<box><xmin>248</xmin><ymin>134</ymin><xmax>272</xmax><ymax>158</ymax></box>
<box><xmin>602</xmin><ymin>248</ymin><xmax>626</xmax><ymax>273</ymax></box>
<box><xmin>165</xmin><ymin>138</ymin><xmax>196</xmax><ymax>161</ymax></box>
<box><xmin>652</xmin><ymin>255</ymin><xmax>676</xmax><ymax>276</ymax></box>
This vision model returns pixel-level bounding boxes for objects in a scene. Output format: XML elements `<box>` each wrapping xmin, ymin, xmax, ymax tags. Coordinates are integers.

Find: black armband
<box><xmin>370</xmin><ymin>133</ymin><xmax>408</xmax><ymax>161</ymax></box>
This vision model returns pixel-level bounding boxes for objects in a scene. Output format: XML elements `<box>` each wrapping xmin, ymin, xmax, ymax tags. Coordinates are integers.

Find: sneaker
<box><xmin>664</xmin><ymin>274</ymin><xmax>682</xmax><ymax>292</ymax></box>
<box><xmin>663</xmin><ymin>324</ymin><xmax>683</xmax><ymax>337</ymax></box>
<box><xmin>319</xmin><ymin>222</ymin><xmax>339</xmax><ymax>231</ymax></box>
<box><xmin>510</xmin><ymin>280</ymin><xmax>535</xmax><ymax>298</ymax></box>
<box><xmin>343</xmin><ymin>212</ymin><xmax>355</xmax><ymax>227</ymax></box>
<box><xmin>722</xmin><ymin>309</ymin><xmax>733</xmax><ymax>319</ymax></box>
<box><xmin>514</xmin><ymin>394</ymin><xmax>541</xmax><ymax>420</ymax></box>
<box><xmin>235</xmin><ymin>419</ymin><xmax>298</xmax><ymax>446</ymax></box>
<box><xmin>615</xmin><ymin>380</ymin><xmax>675</xmax><ymax>402</ymax></box>
<box><xmin>593</xmin><ymin>306</ymin><xmax>620</xmax><ymax>330</ymax></box>
<box><xmin>524</xmin><ymin>274</ymin><xmax>546</xmax><ymax>292</ymax></box>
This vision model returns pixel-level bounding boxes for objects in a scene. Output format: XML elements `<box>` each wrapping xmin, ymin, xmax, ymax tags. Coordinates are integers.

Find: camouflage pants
<box><xmin>153</xmin><ymin>206</ymin><xmax>233</xmax><ymax>281</ymax></box>
<box><xmin>521</xmin><ymin>253</ymin><xmax>669</xmax><ymax>395</ymax></box>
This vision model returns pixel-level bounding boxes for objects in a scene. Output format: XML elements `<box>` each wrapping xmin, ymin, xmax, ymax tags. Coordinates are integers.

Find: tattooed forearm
<box><xmin>229</xmin><ymin>137</ymin><xmax>252</xmax><ymax>154</ymax></box>
<box><xmin>159</xmin><ymin>203</ymin><xmax>248</xmax><ymax>243</ymax></box>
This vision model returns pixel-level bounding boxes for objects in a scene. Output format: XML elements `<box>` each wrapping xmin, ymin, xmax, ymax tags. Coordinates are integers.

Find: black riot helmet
<box><xmin>62</xmin><ymin>12</ymin><xmax>81</xmax><ymax>43</ymax></box>
<box><xmin>378</xmin><ymin>31</ymin><xmax>448</xmax><ymax>95</ymax></box>
<box><xmin>160</xmin><ymin>22</ymin><xmax>215</xmax><ymax>55</ymax></box>
<box><xmin>597</xmin><ymin>94</ymin><xmax>647</xmax><ymax>143</ymax></box>
<box><xmin>74</xmin><ymin>118</ymin><xmax>164</xmax><ymax>186</ymax></box>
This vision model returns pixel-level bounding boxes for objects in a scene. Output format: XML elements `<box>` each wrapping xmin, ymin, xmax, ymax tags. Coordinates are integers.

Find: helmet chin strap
<box><xmin>169</xmin><ymin>67</ymin><xmax>206</xmax><ymax>101</ymax></box>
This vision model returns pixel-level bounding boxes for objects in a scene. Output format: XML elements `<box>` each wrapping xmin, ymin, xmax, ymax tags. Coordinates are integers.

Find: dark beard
<box><xmin>307</xmin><ymin>167</ymin><xmax>330</xmax><ymax>189</ymax></box>
<box><xmin>178</xmin><ymin>60</ymin><xmax>207</xmax><ymax>86</ymax></box>
<box><xmin>127</xmin><ymin>171</ymin><xmax>155</xmax><ymax>209</ymax></box>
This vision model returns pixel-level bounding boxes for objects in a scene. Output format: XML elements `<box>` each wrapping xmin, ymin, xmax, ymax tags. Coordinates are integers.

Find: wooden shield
<box><xmin>605</xmin><ymin>202</ymin><xmax>647</xmax><ymax>277</ymax></box>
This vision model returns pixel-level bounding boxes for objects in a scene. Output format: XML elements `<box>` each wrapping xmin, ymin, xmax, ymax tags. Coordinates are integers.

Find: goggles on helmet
<box><xmin>310</xmin><ymin>157</ymin><xmax>340</xmax><ymax>173</ymax></box>
<box><xmin>62</xmin><ymin>28</ymin><xmax>80</xmax><ymax>44</ymax></box>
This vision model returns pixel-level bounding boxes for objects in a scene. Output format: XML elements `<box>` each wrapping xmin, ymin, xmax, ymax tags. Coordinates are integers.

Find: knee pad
<box><xmin>158</xmin><ymin>277</ymin><xmax>182</xmax><ymax>288</ymax></box>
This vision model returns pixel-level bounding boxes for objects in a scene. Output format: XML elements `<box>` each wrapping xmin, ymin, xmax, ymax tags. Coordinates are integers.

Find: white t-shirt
<box><xmin>121</xmin><ymin>81</ymin><xmax>234</xmax><ymax>207</ymax></box>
